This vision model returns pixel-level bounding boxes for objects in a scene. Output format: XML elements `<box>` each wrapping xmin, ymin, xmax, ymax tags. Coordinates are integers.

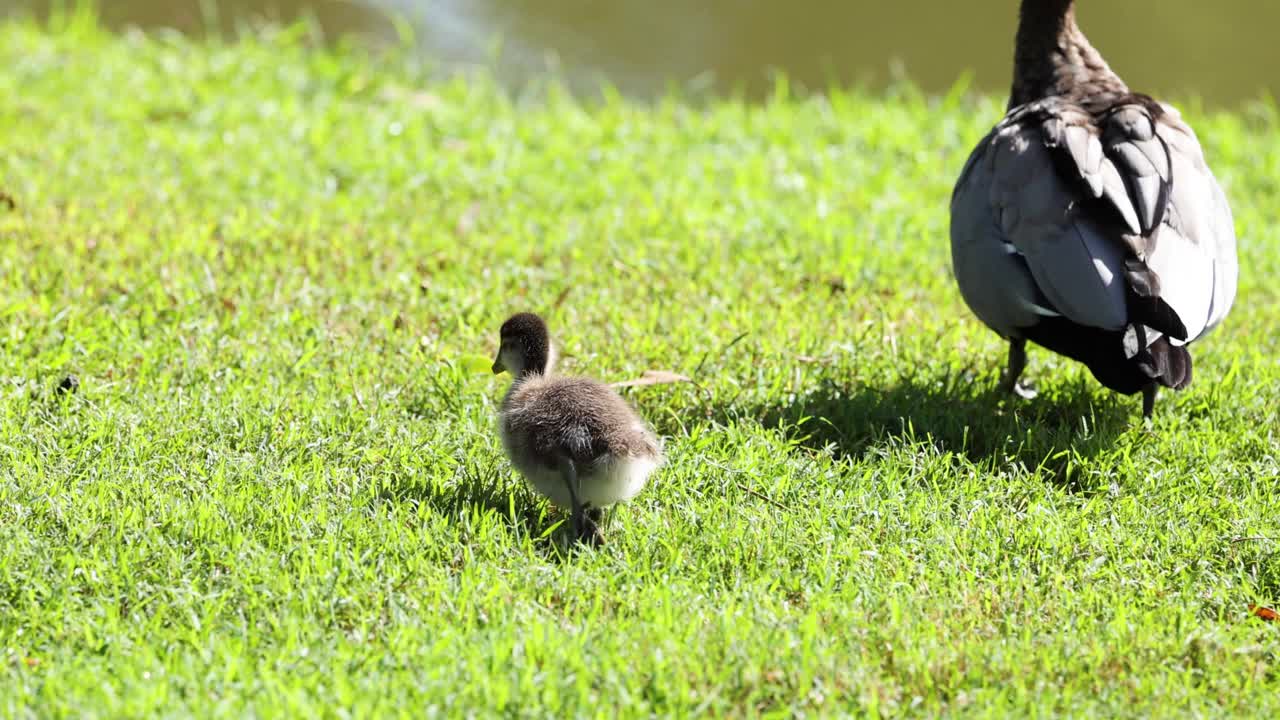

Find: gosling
<box><xmin>492</xmin><ymin>312</ymin><xmax>662</xmax><ymax>544</ymax></box>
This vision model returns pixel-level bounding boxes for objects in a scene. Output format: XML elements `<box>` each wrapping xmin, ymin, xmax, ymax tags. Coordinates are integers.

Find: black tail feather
<box><xmin>1023</xmin><ymin>317</ymin><xmax>1195</xmax><ymax>396</ymax></box>
<box><xmin>1124</xmin><ymin>259</ymin><xmax>1161</xmax><ymax>297</ymax></box>
<box><xmin>1123</xmin><ymin>259</ymin><xmax>1189</xmax><ymax>342</ymax></box>
<box><xmin>1136</xmin><ymin>336</ymin><xmax>1193</xmax><ymax>390</ymax></box>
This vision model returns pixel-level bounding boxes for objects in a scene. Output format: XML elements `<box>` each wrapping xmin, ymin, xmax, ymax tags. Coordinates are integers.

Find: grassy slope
<box><xmin>2</xmin><ymin>16</ymin><xmax>1279</xmax><ymax>718</ymax></box>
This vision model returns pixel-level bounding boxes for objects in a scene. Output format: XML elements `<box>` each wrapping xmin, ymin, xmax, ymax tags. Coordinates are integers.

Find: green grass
<box><xmin>3</xmin><ymin>13</ymin><xmax>1280</xmax><ymax>718</ymax></box>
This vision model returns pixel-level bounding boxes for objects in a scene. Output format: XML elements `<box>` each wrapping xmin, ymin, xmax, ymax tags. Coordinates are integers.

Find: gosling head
<box><xmin>492</xmin><ymin>312</ymin><xmax>554</xmax><ymax>377</ymax></box>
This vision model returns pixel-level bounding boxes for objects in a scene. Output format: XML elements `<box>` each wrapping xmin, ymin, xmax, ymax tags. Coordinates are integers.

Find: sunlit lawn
<box><xmin>2</xmin><ymin>13</ymin><xmax>1279</xmax><ymax>717</ymax></box>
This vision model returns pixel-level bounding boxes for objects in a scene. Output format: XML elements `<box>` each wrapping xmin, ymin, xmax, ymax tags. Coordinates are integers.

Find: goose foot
<box><xmin>576</xmin><ymin>506</ymin><xmax>605</xmax><ymax>546</ymax></box>
<box><xmin>1006</xmin><ymin>381</ymin><xmax>1038</xmax><ymax>400</ymax></box>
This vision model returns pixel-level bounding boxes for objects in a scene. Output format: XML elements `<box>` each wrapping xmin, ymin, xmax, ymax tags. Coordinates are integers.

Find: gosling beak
<box><xmin>492</xmin><ymin>355</ymin><xmax>505</xmax><ymax>374</ymax></box>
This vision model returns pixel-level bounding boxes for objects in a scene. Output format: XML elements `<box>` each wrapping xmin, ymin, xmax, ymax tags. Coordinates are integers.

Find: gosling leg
<box><xmin>580</xmin><ymin>506</ymin><xmax>605</xmax><ymax>546</ymax></box>
<box><xmin>556</xmin><ymin>455</ymin><xmax>603</xmax><ymax>545</ymax></box>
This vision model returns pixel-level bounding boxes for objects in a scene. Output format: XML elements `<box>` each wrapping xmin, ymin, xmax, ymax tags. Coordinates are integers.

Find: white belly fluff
<box><xmin>511</xmin><ymin>454</ymin><xmax>658</xmax><ymax>509</ymax></box>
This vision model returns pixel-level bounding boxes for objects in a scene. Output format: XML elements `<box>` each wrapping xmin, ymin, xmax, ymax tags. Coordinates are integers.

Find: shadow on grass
<box><xmin>727</xmin><ymin>369</ymin><xmax>1141</xmax><ymax>492</ymax></box>
<box><xmin>378</xmin><ymin>459</ymin><xmax>598</xmax><ymax>559</ymax></box>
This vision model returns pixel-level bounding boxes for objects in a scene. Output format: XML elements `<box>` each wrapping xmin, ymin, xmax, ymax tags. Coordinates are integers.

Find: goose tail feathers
<box><xmin>1135</xmin><ymin>335</ymin><xmax>1193</xmax><ymax>390</ymax></box>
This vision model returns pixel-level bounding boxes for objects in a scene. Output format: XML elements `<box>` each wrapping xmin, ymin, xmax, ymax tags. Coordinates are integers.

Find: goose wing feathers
<box><xmin>951</xmin><ymin>97</ymin><xmax>1236</xmax><ymax>346</ymax></box>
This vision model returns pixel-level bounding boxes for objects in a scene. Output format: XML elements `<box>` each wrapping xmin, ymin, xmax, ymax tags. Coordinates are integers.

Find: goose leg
<box><xmin>1142</xmin><ymin>383</ymin><xmax>1157</xmax><ymax>419</ymax></box>
<box><xmin>556</xmin><ymin>455</ymin><xmax>598</xmax><ymax>545</ymax></box>
<box><xmin>581</xmin><ymin>506</ymin><xmax>605</xmax><ymax>546</ymax></box>
<box><xmin>998</xmin><ymin>339</ymin><xmax>1037</xmax><ymax>399</ymax></box>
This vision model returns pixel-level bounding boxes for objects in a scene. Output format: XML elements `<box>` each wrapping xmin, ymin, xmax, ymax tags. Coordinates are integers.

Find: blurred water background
<box><xmin>3</xmin><ymin>1</ymin><xmax>1273</xmax><ymax>105</ymax></box>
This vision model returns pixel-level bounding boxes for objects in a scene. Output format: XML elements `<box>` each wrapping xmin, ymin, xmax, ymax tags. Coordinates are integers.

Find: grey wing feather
<box><xmin>1100</xmin><ymin>106</ymin><xmax>1171</xmax><ymax>236</ymax></box>
<box><xmin>1145</xmin><ymin>113</ymin><xmax>1238</xmax><ymax>343</ymax></box>
<box><xmin>953</xmin><ymin>97</ymin><xmax>1237</xmax><ymax>346</ymax></box>
<box><xmin>1041</xmin><ymin>102</ymin><xmax>1177</xmax><ymax>248</ymax></box>
<box><xmin>986</xmin><ymin>116</ymin><xmax>1129</xmax><ymax>332</ymax></box>
<box><xmin>950</xmin><ymin>130</ymin><xmax>1061</xmax><ymax>337</ymax></box>
<box><xmin>1042</xmin><ymin>104</ymin><xmax>1142</xmax><ymax>236</ymax></box>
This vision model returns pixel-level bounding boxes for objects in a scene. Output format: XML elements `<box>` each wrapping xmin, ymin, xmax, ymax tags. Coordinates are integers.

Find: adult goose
<box><xmin>950</xmin><ymin>0</ymin><xmax>1237</xmax><ymax>417</ymax></box>
<box><xmin>492</xmin><ymin>312</ymin><xmax>663</xmax><ymax>545</ymax></box>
